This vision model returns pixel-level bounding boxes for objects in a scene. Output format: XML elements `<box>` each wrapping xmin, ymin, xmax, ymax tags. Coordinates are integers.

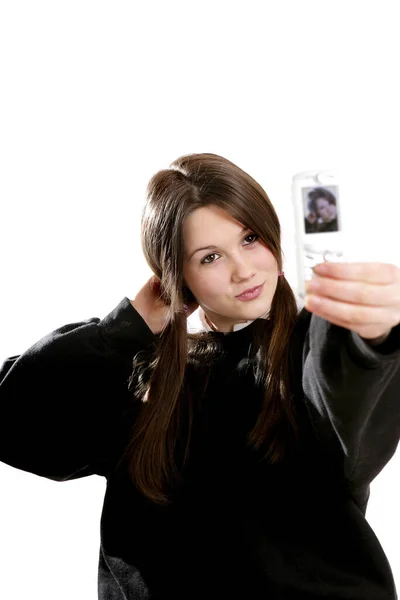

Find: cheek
<box><xmin>257</xmin><ymin>245</ymin><xmax>277</xmax><ymax>269</ymax></box>
<box><xmin>185</xmin><ymin>268</ymin><xmax>226</xmax><ymax>299</ymax></box>
<box><xmin>197</xmin><ymin>271</ymin><xmax>227</xmax><ymax>297</ymax></box>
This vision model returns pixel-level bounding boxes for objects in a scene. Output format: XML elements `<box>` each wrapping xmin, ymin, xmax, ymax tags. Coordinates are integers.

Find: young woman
<box><xmin>1</xmin><ymin>153</ymin><xmax>400</xmax><ymax>599</ymax></box>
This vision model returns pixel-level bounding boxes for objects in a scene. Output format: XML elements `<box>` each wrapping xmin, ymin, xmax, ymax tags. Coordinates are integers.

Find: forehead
<box><xmin>316</xmin><ymin>197</ymin><xmax>329</xmax><ymax>205</ymax></box>
<box><xmin>183</xmin><ymin>206</ymin><xmax>242</xmax><ymax>239</ymax></box>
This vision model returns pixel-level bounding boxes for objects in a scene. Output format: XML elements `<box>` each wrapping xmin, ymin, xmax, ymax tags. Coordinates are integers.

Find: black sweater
<box><xmin>1</xmin><ymin>297</ymin><xmax>400</xmax><ymax>599</ymax></box>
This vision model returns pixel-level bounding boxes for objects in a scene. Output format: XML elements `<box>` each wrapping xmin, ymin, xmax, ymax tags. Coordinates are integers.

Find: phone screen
<box><xmin>301</xmin><ymin>184</ymin><xmax>341</xmax><ymax>235</ymax></box>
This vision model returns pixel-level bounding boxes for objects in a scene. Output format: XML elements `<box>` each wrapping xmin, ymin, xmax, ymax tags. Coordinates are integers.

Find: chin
<box><xmin>244</xmin><ymin>300</ymin><xmax>271</xmax><ymax>316</ymax></box>
<box><xmin>235</xmin><ymin>307</ymin><xmax>267</xmax><ymax>321</ymax></box>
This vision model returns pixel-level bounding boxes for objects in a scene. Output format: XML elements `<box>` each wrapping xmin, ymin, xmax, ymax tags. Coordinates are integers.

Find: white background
<box><xmin>1</xmin><ymin>1</ymin><xmax>399</xmax><ymax>598</ymax></box>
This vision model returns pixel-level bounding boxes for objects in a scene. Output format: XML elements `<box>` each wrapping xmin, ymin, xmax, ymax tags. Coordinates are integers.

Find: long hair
<box><xmin>120</xmin><ymin>153</ymin><xmax>300</xmax><ymax>504</ymax></box>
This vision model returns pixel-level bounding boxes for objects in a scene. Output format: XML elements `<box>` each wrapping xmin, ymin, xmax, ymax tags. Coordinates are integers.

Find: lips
<box><xmin>236</xmin><ymin>284</ymin><xmax>262</xmax><ymax>297</ymax></box>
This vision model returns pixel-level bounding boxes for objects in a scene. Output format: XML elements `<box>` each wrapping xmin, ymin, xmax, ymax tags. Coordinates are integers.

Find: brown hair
<box><xmin>121</xmin><ymin>153</ymin><xmax>300</xmax><ymax>504</ymax></box>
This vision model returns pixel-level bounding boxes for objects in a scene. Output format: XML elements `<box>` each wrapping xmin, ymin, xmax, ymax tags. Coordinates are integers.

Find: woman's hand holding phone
<box><xmin>305</xmin><ymin>262</ymin><xmax>400</xmax><ymax>344</ymax></box>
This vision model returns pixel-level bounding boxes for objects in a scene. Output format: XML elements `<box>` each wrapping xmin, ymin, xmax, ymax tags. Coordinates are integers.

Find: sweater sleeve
<box><xmin>299</xmin><ymin>308</ymin><xmax>400</xmax><ymax>508</ymax></box>
<box><xmin>0</xmin><ymin>297</ymin><xmax>156</xmax><ymax>481</ymax></box>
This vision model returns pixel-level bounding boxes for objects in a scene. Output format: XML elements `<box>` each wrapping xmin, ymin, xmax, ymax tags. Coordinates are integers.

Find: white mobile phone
<box><xmin>291</xmin><ymin>170</ymin><xmax>345</xmax><ymax>301</ymax></box>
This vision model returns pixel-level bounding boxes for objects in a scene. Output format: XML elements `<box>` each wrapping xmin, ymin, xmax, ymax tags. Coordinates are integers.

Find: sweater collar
<box><xmin>187</xmin><ymin>305</ymin><xmax>270</xmax><ymax>334</ymax></box>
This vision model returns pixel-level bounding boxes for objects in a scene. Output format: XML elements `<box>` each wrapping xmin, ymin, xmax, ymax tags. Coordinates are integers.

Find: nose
<box><xmin>230</xmin><ymin>255</ymin><xmax>256</xmax><ymax>282</ymax></box>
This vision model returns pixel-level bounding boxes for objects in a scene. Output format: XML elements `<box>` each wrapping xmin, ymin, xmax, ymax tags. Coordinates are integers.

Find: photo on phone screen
<box><xmin>302</xmin><ymin>185</ymin><xmax>341</xmax><ymax>235</ymax></box>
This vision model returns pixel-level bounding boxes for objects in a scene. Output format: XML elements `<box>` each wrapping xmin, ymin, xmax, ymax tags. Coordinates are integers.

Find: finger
<box><xmin>305</xmin><ymin>276</ymin><xmax>400</xmax><ymax>307</ymax></box>
<box><xmin>312</xmin><ymin>262</ymin><xmax>399</xmax><ymax>284</ymax></box>
<box><xmin>305</xmin><ymin>294</ymin><xmax>389</xmax><ymax>326</ymax></box>
<box><xmin>305</xmin><ymin>303</ymin><xmax>388</xmax><ymax>339</ymax></box>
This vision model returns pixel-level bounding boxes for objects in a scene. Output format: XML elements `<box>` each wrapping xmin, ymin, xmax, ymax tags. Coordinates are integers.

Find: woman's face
<box><xmin>316</xmin><ymin>197</ymin><xmax>335</xmax><ymax>222</ymax></box>
<box><xmin>182</xmin><ymin>205</ymin><xmax>279</xmax><ymax>332</ymax></box>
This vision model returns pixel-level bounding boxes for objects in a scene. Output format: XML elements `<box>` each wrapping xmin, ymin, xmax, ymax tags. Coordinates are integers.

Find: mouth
<box><xmin>235</xmin><ymin>283</ymin><xmax>264</xmax><ymax>298</ymax></box>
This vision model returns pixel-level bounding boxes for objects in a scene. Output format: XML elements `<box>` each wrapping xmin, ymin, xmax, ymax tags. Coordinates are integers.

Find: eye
<box><xmin>201</xmin><ymin>253</ymin><xmax>218</xmax><ymax>265</ymax></box>
<box><xmin>200</xmin><ymin>233</ymin><xmax>259</xmax><ymax>264</ymax></box>
<box><xmin>244</xmin><ymin>233</ymin><xmax>259</xmax><ymax>245</ymax></box>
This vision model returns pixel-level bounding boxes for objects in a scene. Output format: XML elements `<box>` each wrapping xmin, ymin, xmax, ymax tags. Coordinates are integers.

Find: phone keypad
<box><xmin>304</xmin><ymin>246</ymin><xmax>344</xmax><ymax>280</ymax></box>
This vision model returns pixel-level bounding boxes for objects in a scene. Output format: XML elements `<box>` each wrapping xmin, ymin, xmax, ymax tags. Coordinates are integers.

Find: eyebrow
<box><xmin>189</xmin><ymin>226</ymin><xmax>250</xmax><ymax>260</ymax></box>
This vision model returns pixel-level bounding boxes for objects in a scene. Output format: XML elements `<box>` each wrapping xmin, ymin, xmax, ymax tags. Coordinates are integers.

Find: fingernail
<box><xmin>306</xmin><ymin>294</ymin><xmax>321</xmax><ymax>309</ymax></box>
<box><xmin>312</xmin><ymin>263</ymin><xmax>328</xmax><ymax>275</ymax></box>
<box><xmin>306</xmin><ymin>279</ymin><xmax>320</xmax><ymax>293</ymax></box>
